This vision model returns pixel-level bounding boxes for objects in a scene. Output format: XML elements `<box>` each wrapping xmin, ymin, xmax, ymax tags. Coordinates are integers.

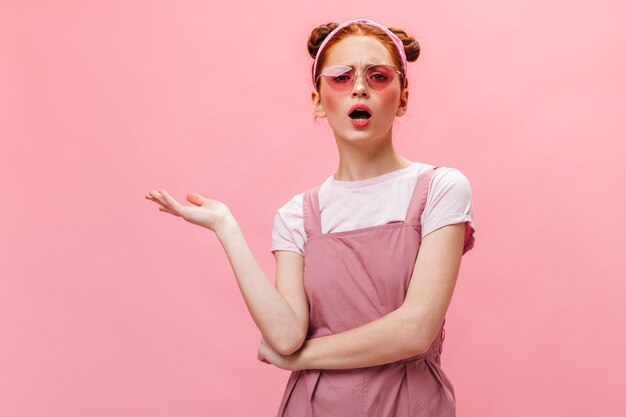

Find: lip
<box><xmin>350</xmin><ymin>118</ymin><xmax>371</xmax><ymax>128</ymax></box>
<box><xmin>348</xmin><ymin>103</ymin><xmax>372</xmax><ymax>116</ymax></box>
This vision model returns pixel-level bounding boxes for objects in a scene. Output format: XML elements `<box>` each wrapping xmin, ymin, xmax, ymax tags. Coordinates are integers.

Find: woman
<box><xmin>146</xmin><ymin>18</ymin><xmax>475</xmax><ymax>417</ymax></box>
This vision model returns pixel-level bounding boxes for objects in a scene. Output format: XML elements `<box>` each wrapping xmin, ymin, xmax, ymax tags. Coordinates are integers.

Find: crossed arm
<box><xmin>259</xmin><ymin>222</ymin><xmax>467</xmax><ymax>371</ymax></box>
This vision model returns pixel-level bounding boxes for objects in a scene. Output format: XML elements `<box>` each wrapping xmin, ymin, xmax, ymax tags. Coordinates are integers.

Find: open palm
<box><xmin>145</xmin><ymin>189</ymin><xmax>232</xmax><ymax>232</ymax></box>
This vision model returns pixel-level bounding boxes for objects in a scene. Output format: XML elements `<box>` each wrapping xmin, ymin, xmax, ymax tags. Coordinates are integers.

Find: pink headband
<box><xmin>312</xmin><ymin>18</ymin><xmax>408</xmax><ymax>89</ymax></box>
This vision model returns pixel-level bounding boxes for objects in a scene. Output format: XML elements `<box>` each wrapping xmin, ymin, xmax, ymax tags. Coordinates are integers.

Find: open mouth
<box><xmin>349</xmin><ymin>109</ymin><xmax>372</xmax><ymax>120</ymax></box>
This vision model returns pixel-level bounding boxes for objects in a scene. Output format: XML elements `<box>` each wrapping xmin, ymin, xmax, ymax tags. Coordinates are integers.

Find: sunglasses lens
<box><xmin>323</xmin><ymin>66</ymin><xmax>354</xmax><ymax>92</ymax></box>
<box><xmin>366</xmin><ymin>65</ymin><xmax>397</xmax><ymax>90</ymax></box>
<box><xmin>321</xmin><ymin>65</ymin><xmax>398</xmax><ymax>92</ymax></box>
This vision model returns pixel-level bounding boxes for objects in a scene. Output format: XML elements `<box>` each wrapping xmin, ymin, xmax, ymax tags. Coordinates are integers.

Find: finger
<box><xmin>146</xmin><ymin>193</ymin><xmax>162</xmax><ymax>202</ymax></box>
<box><xmin>159</xmin><ymin>189</ymin><xmax>184</xmax><ymax>213</ymax></box>
<box><xmin>148</xmin><ymin>190</ymin><xmax>168</xmax><ymax>208</ymax></box>
<box><xmin>187</xmin><ymin>193</ymin><xmax>207</xmax><ymax>206</ymax></box>
<box><xmin>146</xmin><ymin>193</ymin><xmax>166</xmax><ymax>209</ymax></box>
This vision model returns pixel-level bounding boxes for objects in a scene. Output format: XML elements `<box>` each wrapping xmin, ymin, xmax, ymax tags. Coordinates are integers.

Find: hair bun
<box><xmin>388</xmin><ymin>27</ymin><xmax>420</xmax><ymax>62</ymax></box>
<box><xmin>307</xmin><ymin>23</ymin><xmax>339</xmax><ymax>59</ymax></box>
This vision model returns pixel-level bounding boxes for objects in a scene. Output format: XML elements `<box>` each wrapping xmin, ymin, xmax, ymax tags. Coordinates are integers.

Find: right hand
<box><xmin>145</xmin><ymin>189</ymin><xmax>233</xmax><ymax>233</ymax></box>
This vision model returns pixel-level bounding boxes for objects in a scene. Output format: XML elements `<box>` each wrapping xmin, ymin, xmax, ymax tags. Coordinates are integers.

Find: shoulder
<box><xmin>274</xmin><ymin>191</ymin><xmax>304</xmax><ymax>228</ymax></box>
<box><xmin>428</xmin><ymin>166</ymin><xmax>472</xmax><ymax>196</ymax></box>
<box><xmin>271</xmin><ymin>192</ymin><xmax>306</xmax><ymax>255</ymax></box>
<box><xmin>271</xmin><ymin>179</ymin><xmax>328</xmax><ymax>256</ymax></box>
<box><xmin>277</xmin><ymin>191</ymin><xmax>304</xmax><ymax>214</ymax></box>
<box><xmin>421</xmin><ymin>165</ymin><xmax>476</xmax><ymax>253</ymax></box>
<box><xmin>275</xmin><ymin>176</ymin><xmax>332</xmax><ymax>219</ymax></box>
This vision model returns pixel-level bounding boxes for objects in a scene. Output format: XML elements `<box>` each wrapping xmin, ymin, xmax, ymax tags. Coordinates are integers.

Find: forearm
<box><xmin>215</xmin><ymin>217</ymin><xmax>302</xmax><ymax>354</ymax></box>
<box><xmin>297</xmin><ymin>306</ymin><xmax>422</xmax><ymax>370</ymax></box>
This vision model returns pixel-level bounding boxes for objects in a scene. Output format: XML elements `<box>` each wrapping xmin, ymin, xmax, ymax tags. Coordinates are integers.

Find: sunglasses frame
<box><xmin>315</xmin><ymin>64</ymin><xmax>406</xmax><ymax>92</ymax></box>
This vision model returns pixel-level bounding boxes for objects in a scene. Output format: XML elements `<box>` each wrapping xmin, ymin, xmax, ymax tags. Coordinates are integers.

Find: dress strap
<box><xmin>303</xmin><ymin>185</ymin><xmax>322</xmax><ymax>238</ymax></box>
<box><xmin>404</xmin><ymin>166</ymin><xmax>439</xmax><ymax>228</ymax></box>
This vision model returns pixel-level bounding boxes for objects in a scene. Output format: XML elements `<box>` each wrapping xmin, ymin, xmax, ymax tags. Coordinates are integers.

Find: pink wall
<box><xmin>1</xmin><ymin>1</ymin><xmax>624</xmax><ymax>416</ymax></box>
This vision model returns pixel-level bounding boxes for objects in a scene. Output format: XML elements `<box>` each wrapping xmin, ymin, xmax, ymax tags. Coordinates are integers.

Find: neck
<box><xmin>333</xmin><ymin>136</ymin><xmax>413</xmax><ymax>181</ymax></box>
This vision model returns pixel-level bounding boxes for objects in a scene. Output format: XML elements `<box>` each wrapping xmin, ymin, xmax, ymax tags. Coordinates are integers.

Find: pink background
<box><xmin>1</xmin><ymin>1</ymin><xmax>625</xmax><ymax>416</ymax></box>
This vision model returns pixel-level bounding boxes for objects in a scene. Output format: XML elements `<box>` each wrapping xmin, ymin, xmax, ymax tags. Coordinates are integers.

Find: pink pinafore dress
<box><xmin>276</xmin><ymin>166</ymin><xmax>457</xmax><ymax>417</ymax></box>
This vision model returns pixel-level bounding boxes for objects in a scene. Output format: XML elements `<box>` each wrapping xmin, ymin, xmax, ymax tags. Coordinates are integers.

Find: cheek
<box><xmin>379</xmin><ymin>89</ymin><xmax>399</xmax><ymax>112</ymax></box>
<box><xmin>323</xmin><ymin>93</ymin><xmax>339</xmax><ymax>113</ymax></box>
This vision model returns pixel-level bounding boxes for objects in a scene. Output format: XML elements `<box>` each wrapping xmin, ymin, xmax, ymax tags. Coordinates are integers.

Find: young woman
<box><xmin>146</xmin><ymin>18</ymin><xmax>475</xmax><ymax>417</ymax></box>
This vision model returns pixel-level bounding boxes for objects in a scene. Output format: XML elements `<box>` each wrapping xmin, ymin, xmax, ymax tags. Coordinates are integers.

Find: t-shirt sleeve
<box><xmin>271</xmin><ymin>193</ymin><xmax>306</xmax><ymax>256</ymax></box>
<box><xmin>421</xmin><ymin>167</ymin><xmax>476</xmax><ymax>255</ymax></box>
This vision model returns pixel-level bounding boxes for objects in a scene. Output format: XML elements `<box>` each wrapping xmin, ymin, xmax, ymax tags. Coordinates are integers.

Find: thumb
<box><xmin>187</xmin><ymin>193</ymin><xmax>208</xmax><ymax>206</ymax></box>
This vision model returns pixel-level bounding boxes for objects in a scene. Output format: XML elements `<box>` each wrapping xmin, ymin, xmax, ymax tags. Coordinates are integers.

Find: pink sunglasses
<box><xmin>315</xmin><ymin>64</ymin><xmax>405</xmax><ymax>93</ymax></box>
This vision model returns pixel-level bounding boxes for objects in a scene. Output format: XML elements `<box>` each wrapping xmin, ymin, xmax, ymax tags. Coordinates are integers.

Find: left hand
<box><xmin>257</xmin><ymin>338</ymin><xmax>303</xmax><ymax>371</ymax></box>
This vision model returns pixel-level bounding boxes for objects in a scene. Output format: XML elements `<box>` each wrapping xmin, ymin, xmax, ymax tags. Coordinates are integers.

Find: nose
<box><xmin>351</xmin><ymin>71</ymin><xmax>369</xmax><ymax>96</ymax></box>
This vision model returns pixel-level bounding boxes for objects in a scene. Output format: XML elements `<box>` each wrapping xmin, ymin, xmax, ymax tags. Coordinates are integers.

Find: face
<box><xmin>312</xmin><ymin>35</ymin><xmax>409</xmax><ymax>143</ymax></box>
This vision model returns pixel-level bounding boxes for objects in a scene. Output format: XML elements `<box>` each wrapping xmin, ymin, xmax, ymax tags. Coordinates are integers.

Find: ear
<box><xmin>396</xmin><ymin>78</ymin><xmax>409</xmax><ymax>117</ymax></box>
<box><xmin>312</xmin><ymin>89</ymin><xmax>326</xmax><ymax>118</ymax></box>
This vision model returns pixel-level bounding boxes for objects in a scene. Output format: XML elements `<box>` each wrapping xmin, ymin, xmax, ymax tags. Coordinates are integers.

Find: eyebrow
<box><xmin>346</xmin><ymin>62</ymin><xmax>377</xmax><ymax>67</ymax></box>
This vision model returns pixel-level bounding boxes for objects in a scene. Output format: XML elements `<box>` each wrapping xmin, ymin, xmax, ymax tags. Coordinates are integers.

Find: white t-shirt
<box><xmin>271</xmin><ymin>161</ymin><xmax>476</xmax><ymax>256</ymax></box>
